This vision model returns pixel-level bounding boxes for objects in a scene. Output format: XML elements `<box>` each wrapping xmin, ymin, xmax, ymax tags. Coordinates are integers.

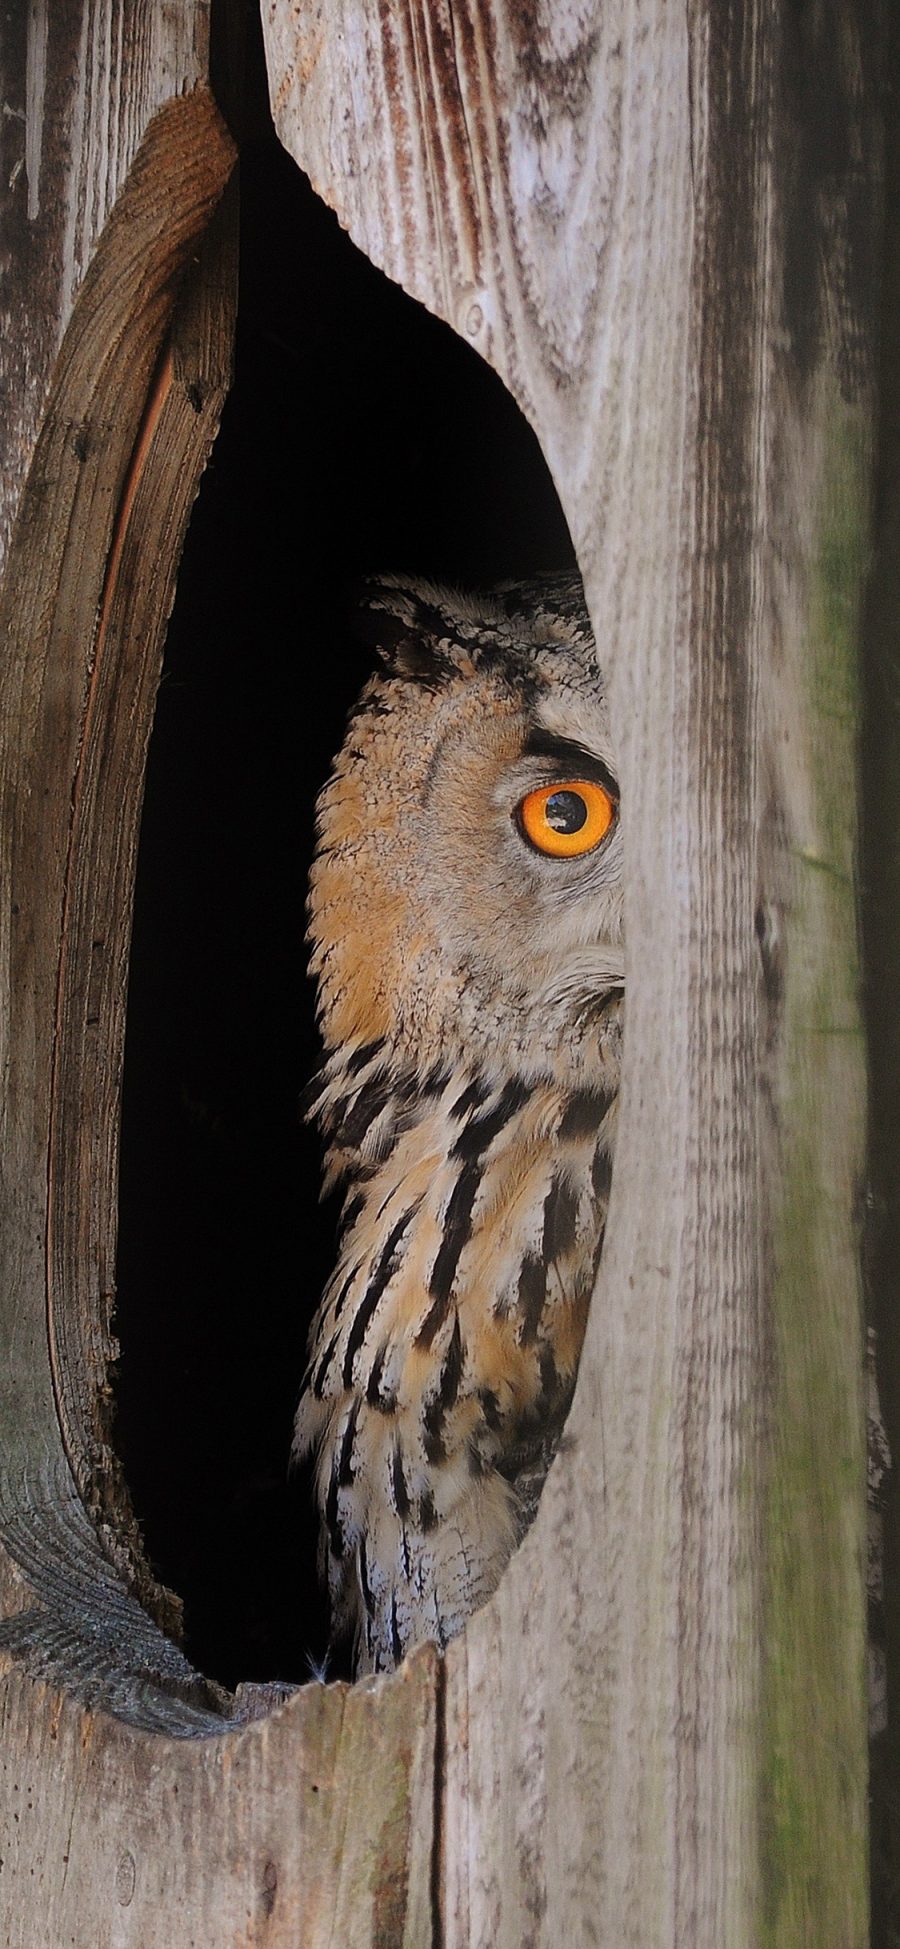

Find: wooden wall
<box><xmin>0</xmin><ymin>2</ymin><xmax>887</xmax><ymax>1943</ymax></box>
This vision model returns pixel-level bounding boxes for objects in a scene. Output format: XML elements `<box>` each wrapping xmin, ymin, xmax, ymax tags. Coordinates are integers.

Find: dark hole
<box><xmin>114</xmin><ymin>12</ymin><xmax>574</xmax><ymax>1692</ymax></box>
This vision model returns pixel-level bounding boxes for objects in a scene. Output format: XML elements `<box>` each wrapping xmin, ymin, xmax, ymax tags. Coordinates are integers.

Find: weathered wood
<box><xmin>0</xmin><ymin>1649</ymin><xmax>438</xmax><ymax>1949</ymax></box>
<box><xmin>864</xmin><ymin>9</ymin><xmax>900</xmax><ymax>1932</ymax></box>
<box><xmin>0</xmin><ymin>1</ymin><xmax>213</xmax><ymax>581</ymax></box>
<box><xmin>263</xmin><ymin>3</ymin><xmax>881</xmax><ymax>1943</ymax></box>
<box><xmin>0</xmin><ymin>12</ymin><xmax>441</xmax><ymax>1944</ymax></box>
<box><xmin>45</xmin><ymin>165</ymin><xmax>241</xmax><ymax>1630</ymax></box>
<box><xmin>0</xmin><ymin>0</ymin><xmax>884</xmax><ymax>1943</ymax></box>
<box><xmin>0</xmin><ymin>81</ymin><xmax>239</xmax><ymax>1712</ymax></box>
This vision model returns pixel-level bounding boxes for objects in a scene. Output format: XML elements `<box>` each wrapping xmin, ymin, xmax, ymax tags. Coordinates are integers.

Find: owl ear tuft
<box><xmin>351</xmin><ymin>577</ymin><xmax>473</xmax><ymax>686</ymax></box>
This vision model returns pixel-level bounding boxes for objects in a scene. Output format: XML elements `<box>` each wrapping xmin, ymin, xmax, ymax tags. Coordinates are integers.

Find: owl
<box><xmin>296</xmin><ymin>573</ymin><xmax>623</xmax><ymax>1675</ymax></box>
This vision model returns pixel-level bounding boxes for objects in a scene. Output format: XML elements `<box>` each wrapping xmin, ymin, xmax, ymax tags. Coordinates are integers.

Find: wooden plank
<box><xmin>0</xmin><ymin>1</ymin><xmax>881</xmax><ymax>1942</ymax></box>
<box><xmin>0</xmin><ymin>84</ymin><xmax>240</xmax><ymax>1715</ymax></box>
<box><xmin>45</xmin><ymin>172</ymin><xmax>242</xmax><ymax>1634</ymax></box>
<box><xmin>0</xmin><ymin>18</ymin><xmax>440</xmax><ymax>1946</ymax></box>
<box><xmin>0</xmin><ymin>1</ymin><xmax>212</xmax><ymax>579</ymax></box>
<box><xmin>862</xmin><ymin>7</ymin><xmax>900</xmax><ymax>1930</ymax></box>
<box><xmin>0</xmin><ymin>1647</ymin><xmax>438</xmax><ymax>1948</ymax></box>
<box><xmin>263</xmin><ymin>2</ymin><xmax>881</xmax><ymax>1942</ymax></box>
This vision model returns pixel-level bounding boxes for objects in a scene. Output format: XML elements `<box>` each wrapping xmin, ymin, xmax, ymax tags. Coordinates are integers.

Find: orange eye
<box><xmin>517</xmin><ymin>779</ymin><xmax>615</xmax><ymax>858</ymax></box>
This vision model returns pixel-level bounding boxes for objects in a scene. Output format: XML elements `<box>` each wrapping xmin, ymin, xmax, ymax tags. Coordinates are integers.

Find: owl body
<box><xmin>297</xmin><ymin>575</ymin><xmax>623</xmax><ymax>1673</ymax></box>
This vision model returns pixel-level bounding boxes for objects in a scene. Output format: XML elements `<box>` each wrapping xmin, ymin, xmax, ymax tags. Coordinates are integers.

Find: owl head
<box><xmin>308</xmin><ymin>574</ymin><xmax>623</xmax><ymax>1092</ymax></box>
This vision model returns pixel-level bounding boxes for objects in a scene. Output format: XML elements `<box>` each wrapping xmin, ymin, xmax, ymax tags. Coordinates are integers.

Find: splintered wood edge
<box><xmin>0</xmin><ymin>1647</ymin><xmax>440</xmax><ymax>1938</ymax></box>
<box><xmin>46</xmin><ymin>178</ymin><xmax>241</xmax><ymax>1637</ymax></box>
<box><xmin>0</xmin><ymin>89</ymin><xmax>237</xmax><ymax>1689</ymax></box>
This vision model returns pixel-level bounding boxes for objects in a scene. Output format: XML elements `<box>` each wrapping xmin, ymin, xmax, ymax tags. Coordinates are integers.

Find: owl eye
<box><xmin>517</xmin><ymin>779</ymin><xmax>615</xmax><ymax>858</ymax></box>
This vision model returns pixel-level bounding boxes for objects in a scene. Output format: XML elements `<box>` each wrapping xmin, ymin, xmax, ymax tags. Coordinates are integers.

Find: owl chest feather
<box><xmin>297</xmin><ymin>571</ymin><xmax>623</xmax><ymax>1671</ymax></box>
<box><xmin>296</xmin><ymin>1041</ymin><xmax>618</xmax><ymax>1672</ymax></box>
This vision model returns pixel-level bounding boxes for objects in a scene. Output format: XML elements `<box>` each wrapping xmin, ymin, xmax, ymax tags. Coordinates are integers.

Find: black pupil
<box><xmin>545</xmin><ymin>789</ymin><xmax>588</xmax><ymax>834</ymax></box>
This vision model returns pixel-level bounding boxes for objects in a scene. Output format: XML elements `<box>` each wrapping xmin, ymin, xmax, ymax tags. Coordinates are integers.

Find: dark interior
<box><xmin>113</xmin><ymin>18</ymin><xmax>574</xmax><ymax>1691</ymax></box>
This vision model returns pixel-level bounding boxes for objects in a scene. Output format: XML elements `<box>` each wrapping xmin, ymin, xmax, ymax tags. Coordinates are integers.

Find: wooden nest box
<box><xmin>0</xmin><ymin>4</ymin><xmax>891</xmax><ymax>1944</ymax></box>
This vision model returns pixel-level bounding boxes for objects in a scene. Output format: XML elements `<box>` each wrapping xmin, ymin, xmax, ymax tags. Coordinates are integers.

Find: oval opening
<box><xmin>114</xmin><ymin>62</ymin><xmax>577</xmax><ymax>1693</ymax></box>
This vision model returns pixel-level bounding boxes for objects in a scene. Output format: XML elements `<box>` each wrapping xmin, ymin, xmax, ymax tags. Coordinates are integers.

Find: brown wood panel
<box><xmin>0</xmin><ymin>82</ymin><xmax>238</xmax><ymax>1713</ymax></box>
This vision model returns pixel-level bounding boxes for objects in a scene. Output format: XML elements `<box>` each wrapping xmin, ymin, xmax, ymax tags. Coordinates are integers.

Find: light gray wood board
<box><xmin>0</xmin><ymin>1648</ymin><xmax>439</xmax><ymax>1949</ymax></box>
<box><xmin>263</xmin><ymin>3</ymin><xmax>879</xmax><ymax>1943</ymax></box>
<box><xmin>0</xmin><ymin>0</ymin><xmax>213</xmax><ymax>578</ymax></box>
<box><xmin>0</xmin><ymin>0</ymin><xmax>880</xmax><ymax>1941</ymax></box>
<box><xmin>0</xmin><ymin>19</ymin><xmax>439</xmax><ymax>1944</ymax></box>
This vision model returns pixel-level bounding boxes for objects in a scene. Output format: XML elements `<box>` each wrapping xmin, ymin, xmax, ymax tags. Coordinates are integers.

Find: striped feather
<box><xmin>295</xmin><ymin>1057</ymin><xmax>618</xmax><ymax>1672</ymax></box>
<box><xmin>296</xmin><ymin>573</ymin><xmax>624</xmax><ymax>1672</ymax></box>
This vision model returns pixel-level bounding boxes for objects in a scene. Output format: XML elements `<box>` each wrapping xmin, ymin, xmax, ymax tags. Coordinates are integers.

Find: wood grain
<box><xmin>0</xmin><ymin>0</ymin><xmax>883</xmax><ymax>1942</ymax></box>
<box><xmin>264</xmin><ymin>2</ymin><xmax>881</xmax><ymax>1942</ymax></box>
<box><xmin>0</xmin><ymin>1</ymin><xmax>212</xmax><ymax>581</ymax></box>
<box><xmin>866</xmin><ymin>12</ymin><xmax>900</xmax><ymax>1927</ymax></box>
<box><xmin>0</xmin><ymin>76</ymin><xmax>246</xmax><ymax>1722</ymax></box>
<box><xmin>0</xmin><ymin>1647</ymin><xmax>438</xmax><ymax>1949</ymax></box>
<box><xmin>0</xmin><ymin>16</ymin><xmax>440</xmax><ymax>1945</ymax></box>
<box><xmin>0</xmin><ymin>86</ymin><xmax>239</xmax><ymax>1722</ymax></box>
<box><xmin>45</xmin><ymin>173</ymin><xmax>241</xmax><ymax>1636</ymax></box>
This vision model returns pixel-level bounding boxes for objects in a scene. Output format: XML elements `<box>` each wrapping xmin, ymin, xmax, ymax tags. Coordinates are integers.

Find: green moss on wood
<box><xmin>760</xmin><ymin>399</ymin><xmax>870</xmax><ymax>1946</ymax></box>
